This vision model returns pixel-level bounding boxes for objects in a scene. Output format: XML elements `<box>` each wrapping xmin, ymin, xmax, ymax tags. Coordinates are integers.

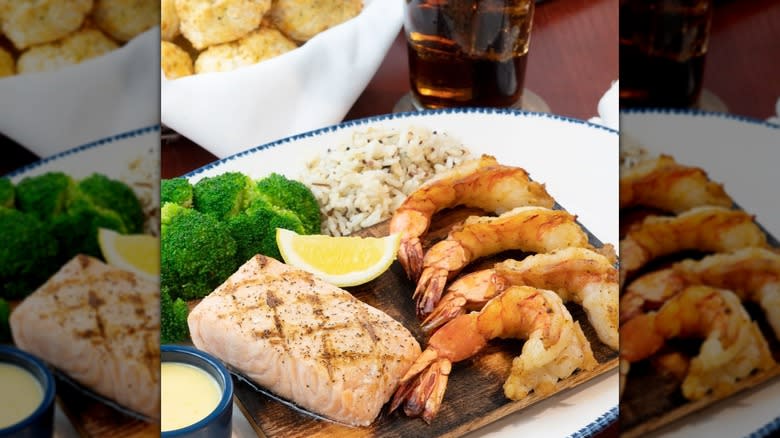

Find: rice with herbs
<box><xmin>120</xmin><ymin>144</ymin><xmax>160</xmax><ymax>236</ymax></box>
<box><xmin>301</xmin><ymin>126</ymin><xmax>473</xmax><ymax>236</ymax></box>
<box><xmin>619</xmin><ymin>132</ymin><xmax>652</xmax><ymax>170</ymax></box>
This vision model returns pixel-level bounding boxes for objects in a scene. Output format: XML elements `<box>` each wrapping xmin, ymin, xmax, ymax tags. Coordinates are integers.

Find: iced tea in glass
<box><xmin>619</xmin><ymin>0</ymin><xmax>714</xmax><ymax>108</ymax></box>
<box><xmin>405</xmin><ymin>0</ymin><xmax>534</xmax><ymax>109</ymax></box>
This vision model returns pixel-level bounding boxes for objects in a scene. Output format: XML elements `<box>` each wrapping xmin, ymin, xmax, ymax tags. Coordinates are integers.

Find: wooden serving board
<box><xmin>230</xmin><ymin>207</ymin><xmax>619</xmax><ymax>438</ymax></box>
<box><xmin>619</xmin><ymin>215</ymin><xmax>780</xmax><ymax>438</ymax></box>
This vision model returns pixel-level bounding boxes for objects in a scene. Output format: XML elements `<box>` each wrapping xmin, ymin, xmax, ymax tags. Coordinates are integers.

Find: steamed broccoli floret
<box><xmin>1</xmin><ymin>172</ymin><xmax>146</xmax><ymax>293</ymax></box>
<box><xmin>161</xmin><ymin>203</ymin><xmax>239</xmax><ymax>300</ymax></box>
<box><xmin>0</xmin><ymin>298</ymin><xmax>10</xmax><ymax>342</ymax></box>
<box><xmin>0</xmin><ymin>178</ymin><xmax>13</xmax><ymax>208</ymax></box>
<box><xmin>17</xmin><ymin>172</ymin><xmax>144</xmax><ymax>263</ymax></box>
<box><xmin>15</xmin><ymin>172</ymin><xmax>75</xmax><ymax>220</ymax></box>
<box><xmin>227</xmin><ymin>198</ymin><xmax>305</xmax><ymax>261</ymax></box>
<box><xmin>161</xmin><ymin>178</ymin><xmax>194</xmax><ymax>208</ymax></box>
<box><xmin>256</xmin><ymin>173</ymin><xmax>321</xmax><ymax>234</ymax></box>
<box><xmin>193</xmin><ymin>172</ymin><xmax>258</xmax><ymax>220</ymax></box>
<box><xmin>161</xmin><ymin>202</ymin><xmax>186</xmax><ymax>226</ymax></box>
<box><xmin>0</xmin><ymin>207</ymin><xmax>59</xmax><ymax>299</ymax></box>
<box><xmin>50</xmin><ymin>198</ymin><xmax>128</xmax><ymax>261</ymax></box>
<box><xmin>161</xmin><ymin>287</ymin><xmax>189</xmax><ymax>343</ymax></box>
<box><xmin>77</xmin><ymin>173</ymin><xmax>144</xmax><ymax>233</ymax></box>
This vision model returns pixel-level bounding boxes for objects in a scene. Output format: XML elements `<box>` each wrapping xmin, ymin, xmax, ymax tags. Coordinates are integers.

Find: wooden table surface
<box><xmin>705</xmin><ymin>0</ymin><xmax>780</xmax><ymax>118</ymax></box>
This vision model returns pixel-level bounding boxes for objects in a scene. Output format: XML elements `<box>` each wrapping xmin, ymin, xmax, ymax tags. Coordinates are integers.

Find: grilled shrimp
<box><xmin>496</xmin><ymin>248</ymin><xmax>619</xmax><ymax>350</ymax></box>
<box><xmin>620</xmin><ymin>154</ymin><xmax>732</xmax><ymax>213</ymax></box>
<box><xmin>390</xmin><ymin>286</ymin><xmax>597</xmax><ymax>422</ymax></box>
<box><xmin>420</xmin><ymin>268</ymin><xmax>508</xmax><ymax>334</ymax></box>
<box><xmin>620</xmin><ymin>269</ymin><xmax>682</xmax><ymax>324</ymax></box>
<box><xmin>619</xmin><ymin>286</ymin><xmax>775</xmax><ymax>400</ymax></box>
<box><xmin>414</xmin><ymin>206</ymin><xmax>594</xmax><ymax>317</ymax></box>
<box><xmin>422</xmin><ymin>248</ymin><xmax>618</xmax><ymax>351</ymax></box>
<box><xmin>619</xmin><ymin>206</ymin><xmax>767</xmax><ymax>286</ymax></box>
<box><xmin>621</xmin><ymin>248</ymin><xmax>780</xmax><ymax>338</ymax></box>
<box><xmin>389</xmin><ymin>155</ymin><xmax>555</xmax><ymax>281</ymax></box>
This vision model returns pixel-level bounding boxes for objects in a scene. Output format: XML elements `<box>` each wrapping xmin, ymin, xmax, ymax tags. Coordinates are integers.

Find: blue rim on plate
<box><xmin>184</xmin><ymin>108</ymin><xmax>619</xmax><ymax>437</ymax></box>
<box><xmin>161</xmin><ymin>345</ymin><xmax>234</xmax><ymax>437</ymax></box>
<box><xmin>184</xmin><ymin>108</ymin><xmax>618</xmax><ymax>178</ymax></box>
<box><xmin>568</xmin><ymin>406</ymin><xmax>619</xmax><ymax>438</ymax></box>
<box><xmin>745</xmin><ymin>416</ymin><xmax>780</xmax><ymax>438</ymax></box>
<box><xmin>0</xmin><ymin>345</ymin><xmax>56</xmax><ymax>435</ymax></box>
<box><xmin>3</xmin><ymin>125</ymin><xmax>160</xmax><ymax>178</ymax></box>
<box><xmin>619</xmin><ymin>108</ymin><xmax>780</xmax><ymax>130</ymax></box>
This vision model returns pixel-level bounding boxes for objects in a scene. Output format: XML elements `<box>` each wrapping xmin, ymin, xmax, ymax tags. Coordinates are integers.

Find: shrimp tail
<box><xmin>421</xmin><ymin>296</ymin><xmax>468</xmax><ymax>334</ymax></box>
<box><xmin>415</xmin><ymin>268</ymin><xmax>449</xmax><ymax>318</ymax></box>
<box><xmin>420</xmin><ymin>359</ymin><xmax>452</xmax><ymax>423</ymax></box>
<box><xmin>422</xmin><ymin>269</ymin><xmax>506</xmax><ymax>333</ymax></box>
<box><xmin>388</xmin><ymin>377</ymin><xmax>416</xmax><ymax>414</ymax></box>
<box><xmin>389</xmin><ymin>348</ymin><xmax>438</xmax><ymax>413</ymax></box>
<box><xmin>399</xmin><ymin>237</ymin><xmax>425</xmax><ymax>282</ymax></box>
<box><xmin>389</xmin><ymin>357</ymin><xmax>452</xmax><ymax>423</ymax></box>
<box><xmin>399</xmin><ymin>347</ymin><xmax>440</xmax><ymax>382</ymax></box>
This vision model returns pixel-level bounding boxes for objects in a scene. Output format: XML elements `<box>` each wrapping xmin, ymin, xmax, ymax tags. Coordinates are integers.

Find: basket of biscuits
<box><xmin>0</xmin><ymin>0</ymin><xmax>159</xmax><ymax>157</ymax></box>
<box><xmin>160</xmin><ymin>0</ymin><xmax>403</xmax><ymax>158</ymax></box>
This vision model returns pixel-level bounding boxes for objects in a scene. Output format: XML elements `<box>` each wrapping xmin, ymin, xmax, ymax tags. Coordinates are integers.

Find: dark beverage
<box><xmin>619</xmin><ymin>0</ymin><xmax>713</xmax><ymax>108</ymax></box>
<box><xmin>404</xmin><ymin>0</ymin><xmax>534</xmax><ymax>109</ymax></box>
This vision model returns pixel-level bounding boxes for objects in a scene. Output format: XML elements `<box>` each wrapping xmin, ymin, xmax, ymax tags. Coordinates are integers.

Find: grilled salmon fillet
<box><xmin>188</xmin><ymin>255</ymin><xmax>422</xmax><ymax>426</ymax></box>
<box><xmin>10</xmin><ymin>255</ymin><xmax>160</xmax><ymax>420</ymax></box>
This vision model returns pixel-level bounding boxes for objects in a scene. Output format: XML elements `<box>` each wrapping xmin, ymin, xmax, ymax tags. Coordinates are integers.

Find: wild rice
<box><xmin>301</xmin><ymin>125</ymin><xmax>473</xmax><ymax>236</ymax></box>
<box><xmin>121</xmin><ymin>144</ymin><xmax>159</xmax><ymax>236</ymax></box>
<box><xmin>619</xmin><ymin>133</ymin><xmax>651</xmax><ymax>170</ymax></box>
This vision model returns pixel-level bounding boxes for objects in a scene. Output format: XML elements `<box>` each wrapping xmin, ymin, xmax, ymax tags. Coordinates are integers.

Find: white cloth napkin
<box><xmin>161</xmin><ymin>0</ymin><xmax>403</xmax><ymax>159</ymax></box>
<box><xmin>767</xmin><ymin>97</ymin><xmax>780</xmax><ymax>125</ymax></box>
<box><xmin>588</xmin><ymin>80</ymin><xmax>619</xmax><ymax>131</ymax></box>
<box><xmin>0</xmin><ymin>28</ymin><xmax>160</xmax><ymax>159</ymax></box>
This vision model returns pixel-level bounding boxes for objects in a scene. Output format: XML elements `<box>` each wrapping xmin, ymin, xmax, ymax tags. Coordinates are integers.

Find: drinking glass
<box><xmin>619</xmin><ymin>0</ymin><xmax>714</xmax><ymax>108</ymax></box>
<box><xmin>403</xmin><ymin>0</ymin><xmax>536</xmax><ymax>109</ymax></box>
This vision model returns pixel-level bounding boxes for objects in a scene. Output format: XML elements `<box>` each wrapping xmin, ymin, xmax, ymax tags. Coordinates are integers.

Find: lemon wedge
<box><xmin>276</xmin><ymin>228</ymin><xmax>400</xmax><ymax>287</ymax></box>
<box><xmin>97</xmin><ymin>228</ymin><xmax>159</xmax><ymax>283</ymax></box>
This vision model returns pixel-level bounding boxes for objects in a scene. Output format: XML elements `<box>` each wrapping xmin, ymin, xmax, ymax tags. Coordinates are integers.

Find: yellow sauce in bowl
<box><xmin>0</xmin><ymin>363</ymin><xmax>44</xmax><ymax>429</ymax></box>
<box><xmin>161</xmin><ymin>362</ymin><xmax>223</xmax><ymax>432</ymax></box>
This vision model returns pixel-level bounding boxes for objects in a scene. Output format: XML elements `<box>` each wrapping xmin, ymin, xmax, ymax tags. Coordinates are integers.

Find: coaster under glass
<box><xmin>392</xmin><ymin>88</ymin><xmax>551</xmax><ymax>114</ymax></box>
<box><xmin>620</xmin><ymin>88</ymin><xmax>729</xmax><ymax>113</ymax></box>
<box><xmin>696</xmin><ymin>89</ymin><xmax>728</xmax><ymax>113</ymax></box>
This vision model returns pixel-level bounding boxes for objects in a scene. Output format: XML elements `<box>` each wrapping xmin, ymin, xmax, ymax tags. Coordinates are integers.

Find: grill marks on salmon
<box><xmin>188</xmin><ymin>255</ymin><xmax>422</xmax><ymax>426</ymax></box>
<box><xmin>9</xmin><ymin>255</ymin><xmax>160</xmax><ymax>419</ymax></box>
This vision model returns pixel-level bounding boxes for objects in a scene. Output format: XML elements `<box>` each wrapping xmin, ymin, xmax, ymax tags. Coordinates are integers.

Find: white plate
<box><xmin>185</xmin><ymin>108</ymin><xmax>619</xmax><ymax>438</ymax></box>
<box><xmin>4</xmin><ymin>125</ymin><xmax>160</xmax><ymax>438</ymax></box>
<box><xmin>620</xmin><ymin>109</ymin><xmax>780</xmax><ymax>438</ymax></box>
<box><xmin>5</xmin><ymin>126</ymin><xmax>160</xmax><ymax>182</ymax></box>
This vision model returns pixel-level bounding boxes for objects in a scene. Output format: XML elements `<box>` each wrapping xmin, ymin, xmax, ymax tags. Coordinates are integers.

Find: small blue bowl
<box><xmin>0</xmin><ymin>346</ymin><xmax>56</xmax><ymax>438</ymax></box>
<box><xmin>161</xmin><ymin>345</ymin><xmax>233</xmax><ymax>438</ymax></box>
